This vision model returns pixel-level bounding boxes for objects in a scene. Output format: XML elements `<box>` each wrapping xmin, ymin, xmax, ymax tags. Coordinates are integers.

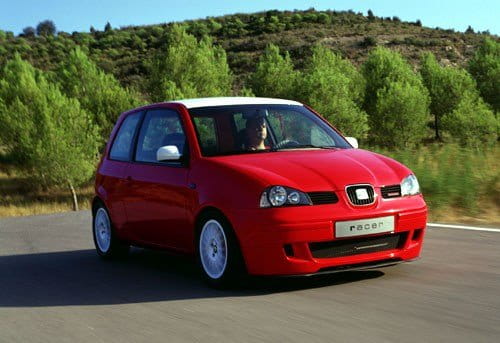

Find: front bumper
<box><xmin>228</xmin><ymin>195</ymin><xmax>427</xmax><ymax>276</ymax></box>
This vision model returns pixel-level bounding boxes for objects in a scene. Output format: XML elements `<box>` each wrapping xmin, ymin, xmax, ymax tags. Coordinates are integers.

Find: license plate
<box><xmin>335</xmin><ymin>216</ymin><xmax>394</xmax><ymax>238</ymax></box>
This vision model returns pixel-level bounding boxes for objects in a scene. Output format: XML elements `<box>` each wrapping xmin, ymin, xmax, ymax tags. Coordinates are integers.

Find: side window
<box><xmin>193</xmin><ymin>116</ymin><xmax>218</xmax><ymax>155</ymax></box>
<box><xmin>109</xmin><ymin>111</ymin><xmax>142</xmax><ymax>161</ymax></box>
<box><xmin>135</xmin><ymin>109</ymin><xmax>186</xmax><ymax>163</ymax></box>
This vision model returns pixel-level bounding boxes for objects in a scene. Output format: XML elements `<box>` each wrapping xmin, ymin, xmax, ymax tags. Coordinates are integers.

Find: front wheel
<box><xmin>92</xmin><ymin>204</ymin><xmax>129</xmax><ymax>259</ymax></box>
<box><xmin>197</xmin><ymin>213</ymin><xmax>245</xmax><ymax>288</ymax></box>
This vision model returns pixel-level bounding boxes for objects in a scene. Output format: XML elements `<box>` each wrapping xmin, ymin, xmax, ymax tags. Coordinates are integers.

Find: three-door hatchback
<box><xmin>93</xmin><ymin>97</ymin><xmax>427</xmax><ymax>287</ymax></box>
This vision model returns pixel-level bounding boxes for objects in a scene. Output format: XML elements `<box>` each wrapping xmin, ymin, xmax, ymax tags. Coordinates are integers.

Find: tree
<box><xmin>0</xmin><ymin>55</ymin><xmax>100</xmax><ymax>210</ymax></box>
<box><xmin>251</xmin><ymin>44</ymin><xmax>298</xmax><ymax>99</ymax></box>
<box><xmin>468</xmin><ymin>38</ymin><xmax>500</xmax><ymax>112</ymax></box>
<box><xmin>56</xmin><ymin>47</ymin><xmax>141</xmax><ymax>140</ymax></box>
<box><xmin>373</xmin><ymin>81</ymin><xmax>430</xmax><ymax>147</ymax></box>
<box><xmin>296</xmin><ymin>45</ymin><xmax>369</xmax><ymax>138</ymax></box>
<box><xmin>147</xmin><ymin>25</ymin><xmax>232</xmax><ymax>102</ymax></box>
<box><xmin>36</xmin><ymin>20</ymin><xmax>56</xmax><ymax>36</ymax></box>
<box><xmin>442</xmin><ymin>94</ymin><xmax>498</xmax><ymax>147</ymax></box>
<box><xmin>465</xmin><ymin>25</ymin><xmax>474</xmax><ymax>34</ymax></box>
<box><xmin>362</xmin><ymin>47</ymin><xmax>430</xmax><ymax>147</ymax></box>
<box><xmin>22</xmin><ymin>27</ymin><xmax>36</xmax><ymax>37</ymax></box>
<box><xmin>104</xmin><ymin>22</ymin><xmax>112</xmax><ymax>32</ymax></box>
<box><xmin>420</xmin><ymin>52</ymin><xmax>478</xmax><ymax>140</ymax></box>
<box><xmin>367</xmin><ymin>9</ymin><xmax>375</xmax><ymax>21</ymax></box>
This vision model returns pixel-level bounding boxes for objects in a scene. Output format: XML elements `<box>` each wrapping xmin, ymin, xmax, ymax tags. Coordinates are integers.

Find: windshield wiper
<box><xmin>211</xmin><ymin>149</ymin><xmax>272</xmax><ymax>156</ymax></box>
<box><xmin>271</xmin><ymin>144</ymin><xmax>338</xmax><ymax>151</ymax></box>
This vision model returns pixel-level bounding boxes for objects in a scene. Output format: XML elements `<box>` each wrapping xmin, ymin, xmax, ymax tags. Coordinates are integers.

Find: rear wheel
<box><xmin>92</xmin><ymin>204</ymin><xmax>129</xmax><ymax>259</ymax></box>
<box><xmin>197</xmin><ymin>212</ymin><xmax>245</xmax><ymax>288</ymax></box>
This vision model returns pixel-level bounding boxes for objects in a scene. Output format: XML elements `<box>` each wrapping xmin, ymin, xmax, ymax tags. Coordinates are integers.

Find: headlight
<box><xmin>401</xmin><ymin>174</ymin><xmax>420</xmax><ymax>196</ymax></box>
<box><xmin>260</xmin><ymin>186</ymin><xmax>312</xmax><ymax>208</ymax></box>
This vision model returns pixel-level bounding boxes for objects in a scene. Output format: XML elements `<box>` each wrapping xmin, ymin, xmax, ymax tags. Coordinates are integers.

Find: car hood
<box><xmin>211</xmin><ymin>149</ymin><xmax>411</xmax><ymax>191</ymax></box>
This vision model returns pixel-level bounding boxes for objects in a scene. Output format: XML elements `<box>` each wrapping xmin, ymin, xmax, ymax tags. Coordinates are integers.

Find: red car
<box><xmin>92</xmin><ymin>97</ymin><xmax>427</xmax><ymax>287</ymax></box>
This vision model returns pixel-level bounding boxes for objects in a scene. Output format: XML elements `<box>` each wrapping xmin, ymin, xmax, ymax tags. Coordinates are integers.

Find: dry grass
<box><xmin>430</xmin><ymin>203</ymin><xmax>500</xmax><ymax>226</ymax></box>
<box><xmin>0</xmin><ymin>170</ymin><xmax>93</xmax><ymax>218</ymax></box>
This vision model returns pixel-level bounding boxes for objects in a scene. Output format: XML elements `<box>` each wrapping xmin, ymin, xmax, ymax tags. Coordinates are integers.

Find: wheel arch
<box><xmin>194</xmin><ymin>205</ymin><xmax>248</xmax><ymax>281</ymax></box>
<box><xmin>92</xmin><ymin>196</ymin><xmax>105</xmax><ymax>215</ymax></box>
<box><xmin>194</xmin><ymin>206</ymin><xmax>244</xmax><ymax>258</ymax></box>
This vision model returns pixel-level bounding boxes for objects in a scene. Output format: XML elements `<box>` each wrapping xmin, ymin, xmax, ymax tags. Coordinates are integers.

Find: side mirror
<box><xmin>345</xmin><ymin>137</ymin><xmax>359</xmax><ymax>149</ymax></box>
<box><xmin>157</xmin><ymin>145</ymin><xmax>181</xmax><ymax>162</ymax></box>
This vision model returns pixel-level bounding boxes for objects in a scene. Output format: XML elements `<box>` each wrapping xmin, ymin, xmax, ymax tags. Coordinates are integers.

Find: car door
<box><xmin>123</xmin><ymin>107</ymin><xmax>191</xmax><ymax>251</ymax></box>
<box><xmin>98</xmin><ymin>110</ymin><xmax>143</xmax><ymax>236</ymax></box>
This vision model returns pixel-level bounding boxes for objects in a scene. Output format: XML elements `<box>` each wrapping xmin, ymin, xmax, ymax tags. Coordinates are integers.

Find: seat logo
<box><xmin>355</xmin><ymin>188</ymin><xmax>369</xmax><ymax>200</ymax></box>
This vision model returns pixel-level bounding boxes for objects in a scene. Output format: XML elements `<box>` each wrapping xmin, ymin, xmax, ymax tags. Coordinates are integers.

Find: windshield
<box><xmin>189</xmin><ymin>104</ymin><xmax>351</xmax><ymax>156</ymax></box>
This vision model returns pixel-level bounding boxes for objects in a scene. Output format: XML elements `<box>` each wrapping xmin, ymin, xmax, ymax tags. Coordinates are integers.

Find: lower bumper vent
<box><xmin>309</xmin><ymin>232</ymin><xmax>407</xmax><ymax>258</ymax></box>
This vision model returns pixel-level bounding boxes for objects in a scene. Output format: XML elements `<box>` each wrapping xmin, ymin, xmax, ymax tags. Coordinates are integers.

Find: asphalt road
<box><xmin>0</xmin><ymin>211</ymin><xmax>499</xmax><ymax>343</ymax></box>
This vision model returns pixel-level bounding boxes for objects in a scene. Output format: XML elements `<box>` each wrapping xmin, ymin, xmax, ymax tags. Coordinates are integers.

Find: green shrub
<box><xmin>442</xmin><ymin>94</ymin><xmax>498</xmax><ymax>147</ymax></box>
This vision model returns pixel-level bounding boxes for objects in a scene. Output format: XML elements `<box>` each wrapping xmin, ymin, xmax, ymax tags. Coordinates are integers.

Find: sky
<box><xmin>1</xmin><ymin>0</ymin><xmax>499</xmax><ymax>35</ymax></box>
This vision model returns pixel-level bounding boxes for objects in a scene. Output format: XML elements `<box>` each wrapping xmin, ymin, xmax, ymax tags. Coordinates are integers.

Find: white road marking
<box><xmin>427</xmin><ymin>222</ymin><xmax>500</xmax><ymax>233</ymax></box>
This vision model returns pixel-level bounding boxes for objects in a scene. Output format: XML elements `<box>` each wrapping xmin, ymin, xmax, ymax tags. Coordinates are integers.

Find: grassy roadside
<box><xmin>373</xmin><ymin>144</ymin><xmax>500</xmax><ymax>225</ymax></box>
<box><xmin>0</xmin><ymin>170</ymin><xmax>93</xmax><ymax>217</ymax></box>
<box><xmin>1</xmin><ymin>145</ymin><xmax>499</xmax><ymax>224</ymax></box>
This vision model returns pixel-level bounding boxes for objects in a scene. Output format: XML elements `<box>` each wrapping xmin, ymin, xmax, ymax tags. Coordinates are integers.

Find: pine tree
<box><xmin>469</xmin><ymin>38</ymin><xmax>500</xmax><ymax>112</ymax></box>
<box><xmin>251</xmin><ymin>44</ymin><xmax>298</xmax><ymax>99</ymax></box>
<box><xmin>421</xmin><ymin>52</ymin><xmax>479</xmax><ymax>140</ymax></box>
<box><xmin>362</xmin><ymin>47</ymin><xmax>430</xmax><ymax>147</ymax></box>
<box><xmin>148</xmin><ymin>25</ymin><xmax>232</xmax><ymax>101</ymax></box>
<box><xmin>36</xmin><ymin>20</ymin><xmax>56</xmax><ymax>36</ymax></box>
<box><xmin>0</xmin><ymin>55</ymin><xmax>100</xmax><ymax>210</ymax></box>
<box><xmin>56</xmin><ymin>47</ymin><xmax>141</xmax><ymax>140</ymax></box>
<box><xmin>297</xmin><ymin>45</ymin><xmax>369</xmax><ymax>138</ymax></box>
<box><xmin>367</xmin><ymin>9</ymin><xmax>375</xmax><ymax>21</ymax></box>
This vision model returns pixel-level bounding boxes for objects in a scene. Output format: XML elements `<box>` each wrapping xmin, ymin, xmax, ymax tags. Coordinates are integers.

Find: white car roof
<box><xmin>171</xmin><ymin>97</ymin><xmax>303</xmax><ymax>109</ymax></box>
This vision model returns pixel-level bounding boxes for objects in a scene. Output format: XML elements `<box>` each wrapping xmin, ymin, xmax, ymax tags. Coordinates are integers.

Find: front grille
<box><xmin>346</xmin><ymin>184</ymin><xmax>375</xmax><ymax>206</ymax></box>
<box><xmin>307</xmin><ymin>192</ymin><xmax>339</xmax><ymax>205</ymax></box>
<box><xmin>381</xmin><ymin>184</ymin><xmax>401</xmax><ymax>198</ymax></box>
<box><xmin>309</xmin><ymin>232</ymin><xmax>407</xmax><ymax>259</ymax></box>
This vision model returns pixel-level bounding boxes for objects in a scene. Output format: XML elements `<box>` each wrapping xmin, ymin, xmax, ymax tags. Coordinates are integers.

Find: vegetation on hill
<box><xmin>0</xmin><ymin>9</ymin><xmax>497</xmax><ymax>90</ymax></box>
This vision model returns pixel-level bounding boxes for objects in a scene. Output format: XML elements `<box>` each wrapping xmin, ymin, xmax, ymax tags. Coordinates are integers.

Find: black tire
<box><xmin>196</xmin><ymin>211</ymin><xmax>246</xmax><ymax>288</ymax></box>
<box><xmin>92</xmin><ymin>202</ymin><xmax>129</xmax><ymax>259</ymax></box>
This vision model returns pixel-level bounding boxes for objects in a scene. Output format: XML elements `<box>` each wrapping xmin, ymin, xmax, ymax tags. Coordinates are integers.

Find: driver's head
<box><xmin>245</xmin><ymin>116</ymin><xmax>267</xmax><ymax>143</ymax></box>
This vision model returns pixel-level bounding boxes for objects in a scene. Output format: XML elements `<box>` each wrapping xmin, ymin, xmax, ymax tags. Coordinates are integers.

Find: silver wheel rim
<box><xmin>199</xmin><ymin>219</ymin><xmax>228</xmax><ymax>279</ymax></box>
<box><xmin>94</xmin><ymin>208</ymin><xmax>111</xmax><ymax>253</ymax></box>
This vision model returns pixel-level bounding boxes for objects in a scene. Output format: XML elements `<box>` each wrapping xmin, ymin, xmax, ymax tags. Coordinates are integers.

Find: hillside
<box><xmin>0</xmin><ymin>9</ymin><xmax>497</xmax><ymax>90</ymax></box>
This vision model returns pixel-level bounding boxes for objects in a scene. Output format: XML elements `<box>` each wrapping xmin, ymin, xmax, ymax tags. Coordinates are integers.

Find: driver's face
<box><xmin>247</xmin><ymin>119</ymin><xmax>267</xmax><ymax>141</ymax></box>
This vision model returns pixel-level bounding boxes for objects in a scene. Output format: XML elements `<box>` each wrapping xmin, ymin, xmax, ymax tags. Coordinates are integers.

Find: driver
<box><xmin>244</xmin><ymin>116</ymin><xmax>267</xmax><ymax>150</ymax></box>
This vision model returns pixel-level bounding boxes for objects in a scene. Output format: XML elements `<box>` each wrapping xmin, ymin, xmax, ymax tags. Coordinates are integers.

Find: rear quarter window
<box><xmin>109</xmin><ymin>111</ymin><xmax>142</xmax><ymax>161</ymax></box>
<box><xmin>193</xmin><ymin>116</ymin><xmax>218</xmax><ymax>155</ymax></box>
